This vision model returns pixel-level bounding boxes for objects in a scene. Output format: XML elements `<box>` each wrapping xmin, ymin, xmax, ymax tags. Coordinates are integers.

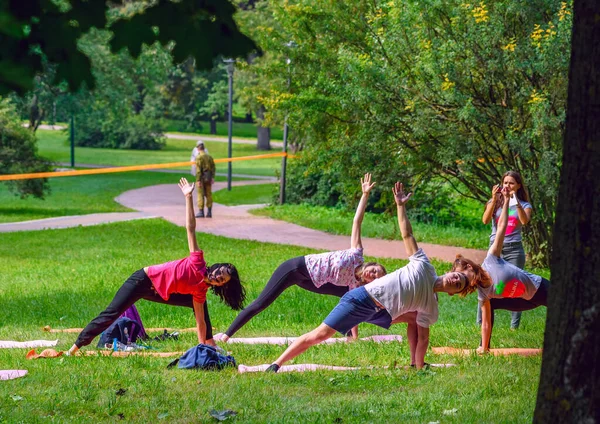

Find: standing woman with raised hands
<box><xmin>265</xmin><ymin>182</ymin><xmax>481</xmax><ymax>372</ymax></box>
<box><xmin>217</xmin><ymin>173</ymin><xmax>387</xmax><ymax>343</ymax></box>
<box><xmin>66</xmin><ymin>178</ymin><xmax>245</xmax><ymax>355</ymax></box>
<box><xmin>453</xmin><ymin>185</ymin><xmax>548</xmax><ymax>353</ymax></box>
<box><xmin>479</xmin><ymin>171</ymin><xmax>533</xmax><ymax>329</ymax></box>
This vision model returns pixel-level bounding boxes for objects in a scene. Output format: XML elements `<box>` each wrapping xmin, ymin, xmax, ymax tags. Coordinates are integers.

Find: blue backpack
<box><xmin>168</xmin><ymin>344</ymin><xmax>236</xmax><ymax>370</ymax></box>
<box><xmin>97</xmin><ymin>317</ymin><xmax>141</xmax><ymax>348</ymax></box>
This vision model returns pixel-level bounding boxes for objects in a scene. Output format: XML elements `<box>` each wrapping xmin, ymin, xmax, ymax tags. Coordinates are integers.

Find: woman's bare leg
<box><xmin>272</xmin><ymin>324</ymin><xmax>337</xmax><ymax>367</ymax></box>
<box><xmin>391</xmin><ymin>312</ymin><xmax>417</xmax><ymax>365</ymax></box>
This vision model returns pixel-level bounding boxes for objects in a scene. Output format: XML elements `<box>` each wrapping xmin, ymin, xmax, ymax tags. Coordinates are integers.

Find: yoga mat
<box><xmin>83</xmin><ymin>350</ymin><xmax>183</xmax><ymax>358</ymax></box>
<box><xmin>26</xmin><ymin>349</ymin><xmax>63</xmax><ymax>359</ymax></box>
<box><xmin>431</xmin><ymin>347</ymin><xmax>542</xmax><ymax>357</ymax></box>
<box><xmin>238</xmin><ymin>363</ymin><xmax>455</xmax><ymax>373</ymax></box>
<box><xmin>26</xmin><ymin>348</ymin><xmax>184</xmax><ymax>359</ymax></box>
<box><xmin>43</xmin><ymin>326</ymin><xmax>198</xmax><ymax>333</ymax></box>
<box><xmin>213</xmin><ymin>333</ymin><xmax>403</xmax><ymax>345</ymax></box>
<box><xmin>0</xmin><ymin>340</ymin><xmax>58</xmax><ymax>348</ymax></box>
<box><xmin>0</xmin><ymin>370</ymin><xmax>28</xmax><ymax>380</ymax></box>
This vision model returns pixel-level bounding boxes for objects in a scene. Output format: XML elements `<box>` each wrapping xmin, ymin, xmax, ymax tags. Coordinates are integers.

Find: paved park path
<box><xmin>0</xmin><ymin>180</ymin><xmax>486</xmax><ymax>263</ymax></box>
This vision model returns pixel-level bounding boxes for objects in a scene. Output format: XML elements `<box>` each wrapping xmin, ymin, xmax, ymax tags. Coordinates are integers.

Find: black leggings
<box><xmin>225</xmin><ymin>256</ymin><xmax>348</xmax><ymax>337</ymax></box>
<box><xmin>75</xmin><ymin>269</ymin><xmax>212</xmax><ymax>348</ymax></box>
<box><xmin>483</xmin><ymin>277</ymin><xmax>549</xmax><ymax>347</ymax></box>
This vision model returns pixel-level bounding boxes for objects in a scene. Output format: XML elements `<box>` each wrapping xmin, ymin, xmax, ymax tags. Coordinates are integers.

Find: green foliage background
<box><xmin>238</xmin><ymin>0</ymin><xmax>572</xmax><ymax>265</ymax></box>
<box><xmin>0</xmin><ymin>99</ymin><xmax>51</xmax><ymax>199</ymax></box>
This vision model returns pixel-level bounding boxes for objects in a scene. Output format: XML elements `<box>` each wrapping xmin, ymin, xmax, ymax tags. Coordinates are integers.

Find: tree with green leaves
<box><xmin>1</xmin><ymin>0</ymin><xmax>257</xmax><ymax>196</ymax></box>
<box><xmin>0</xmin><ymin>98</ymin><xmax>51</xmax><ymax>198</ymax></box>
<box><xmin>243</xmin><ymin>0</ymin><xmax>570</xmax><ymax>265</ymax></box>
<box><xmin>0</xmin><ymin>0</ymin><xmax>256</xmax><ymax>95</ymax></box>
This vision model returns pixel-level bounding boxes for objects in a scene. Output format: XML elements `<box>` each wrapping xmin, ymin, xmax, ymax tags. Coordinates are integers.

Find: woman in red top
<box><xmin>67</xmin><ymin>178</ymin><xmax>245</xmax><ymax>355</ymax></box>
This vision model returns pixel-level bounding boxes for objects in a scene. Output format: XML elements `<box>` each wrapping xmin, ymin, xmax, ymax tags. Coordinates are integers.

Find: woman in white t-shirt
<box><xmin>453</xmin><ymin>185</ymin><xmax>548</xmax><ymax>353</ymax></box>
<box><xmin>265</xmin><ymin>182</ymin><xmax>482</xmax><ymax>372</ymax></box>
<box><xmin>217</xmin><ymin>174</ymin><xmax>387</xmax><ymax>343</ymax></box>
<box><xmin>479</xmin><ymin>171</ymin><xmax>533</xmax><ymax>329</ymax></box>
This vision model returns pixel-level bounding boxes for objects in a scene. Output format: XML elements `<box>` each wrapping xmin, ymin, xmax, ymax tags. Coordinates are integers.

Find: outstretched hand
<box><xmin>393</xmin><ymin>182</ymin><xmax>412</xmax><ymax>206</ymax></box>
<box><xmin>361</xmin><ymin>173</ymin><xmax>376</xmax><ymax>194</ymax></box>
<box><xmin>179</xmin><ymin>177</ymin><xmax>195</xmax><ymax>197</ymax></box>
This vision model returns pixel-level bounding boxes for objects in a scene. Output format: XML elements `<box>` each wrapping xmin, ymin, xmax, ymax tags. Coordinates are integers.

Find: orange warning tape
<box><xmin>0</xmin><ymin>152</ymin><xmax>294</xmax><ymax>181</ymax></box>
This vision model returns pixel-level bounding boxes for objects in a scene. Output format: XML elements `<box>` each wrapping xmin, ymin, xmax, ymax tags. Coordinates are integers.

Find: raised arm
<box><xmin>178</xmin><ymin>178</ymin><xmax>200</xmax><ymax>253</ymax></box>
<box><xmin>488</xmin><ymin>186</ymin><xmax>511</xmax><ymax>257</ymax></box>
<box><xmin>351</xmin><ymin>173</ymin><xmax>376</xmax><ymax>249</ymax></box>
<box><xmin>393</xmin><ymin>182</ymin><xmax>418</xmax><ymax>256</ymax></box>
<box><xmin>482</xmin><ymin>184</ymin><xmax>501</xmax><ymax>224</ymax></box>
<box><xmin>515</xmin><ymin>196</ymin><xmax>532</xmax><ymax>226</ymax></box>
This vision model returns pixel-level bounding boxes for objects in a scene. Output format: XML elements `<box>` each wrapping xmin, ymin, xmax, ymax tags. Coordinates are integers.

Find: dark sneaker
<box><xmin>265</xmin><ymin>364</ymin><xmax>280</xmax><ymax>373</ymax></box>
<box><xmin>195</xmin><ymin>210</ymin><xmax>204</xmax><ymax>218</ymax></box>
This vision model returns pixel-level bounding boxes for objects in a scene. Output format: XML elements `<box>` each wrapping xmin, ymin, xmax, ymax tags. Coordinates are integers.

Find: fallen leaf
<box><xmin>115</xmin><ymin>388</ymin><xmax>127</xmax><ymax>396</ymax></box>
<box><xmin>158</xmin><ymin>412</ymin><xmax>169</xmax><ymax>419</ymax></box>
<box><xmin>443</xmin><ymin>408</ymin><xmax>458</xmax><ymax>415</ymax></box>
<box><xmin>10</xmin><ymin>395</ymin><xmax>23</xmax><ymax>401</ymax></box>
<box><xmin>209</xmin><ymin>409</ymin><xmax>237</xmax><ymax>421</ymax></box>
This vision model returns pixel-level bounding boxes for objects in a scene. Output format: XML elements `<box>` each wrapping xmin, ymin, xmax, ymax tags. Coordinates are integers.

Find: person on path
<box><xmin>264</xmin><ymin>181</ymin><xmax>482</xmax><ymax>372</ymax></box>
<box><xmin>66</xmin><ymin>178</ymin><xmax>245</xmax><ymax>356</ymax></box>
<box><xmin>479</xmin><ymin>171</ymin><xmax>533</xmax><ymax>329</ymax></box>
<box><xmin>453</xmin><ymin>185</ymin><xmax>548</xmax><ymax>353</ymax></box>
<box><xmin>218</xmin><ymin>174</ymin><xmax>387</xmax><ymax>343</ymax></box>
<box><xmin>190</xmin><ymin>140</ymin><xmax>209</xmax><ymax>176</ymax></box>
<box><xmin>195</xmin><ymin>141</ymin><xmax>216</xmax><ymax>218</ymax></box>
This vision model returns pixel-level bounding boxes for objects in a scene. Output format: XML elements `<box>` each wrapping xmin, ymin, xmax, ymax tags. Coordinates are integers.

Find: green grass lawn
<box><xmin>0</xmin><ymin>171</ymin><xmax>194</xmax><ymax>223</ymax></box>
<box><xmin>162</xmin><ymin>119</ymin><xmax>284</xmax><ymax>140</ymax></box>
<box><xmin>251</xmin><ymin>203</ymin><xmax>491</xmax><ymax>250</ymax></box>
<box><xmin>0</xmin><ymin>219</ymin><xmax>545</xmax><ymax>422</ymax></box>
<box><xmin>213</xmin><ymin>183</ymin><xmax>277</xmax><ymax>206</ymax></box>
<box><xmin>36</xmin><ymin>129</ymin><xmax>282</xmax><ymax>177</ymax></box>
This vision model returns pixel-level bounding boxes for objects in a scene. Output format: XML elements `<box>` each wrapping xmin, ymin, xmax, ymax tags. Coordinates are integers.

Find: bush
<box><xmin>74</xmin><ymin>112</ymin><xmax>165</xmax><ymax>150</ymax></box>
<box><xmin>0</xmin><ymin>98</ymin><xmax>52</xmax><ymax>199</ymax></box>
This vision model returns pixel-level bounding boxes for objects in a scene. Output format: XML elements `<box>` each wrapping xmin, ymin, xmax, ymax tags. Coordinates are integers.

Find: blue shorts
<box><xmin>323</xmin><ymin>287</ymin><xmax>392</xmax><ymax>335</ymax></box>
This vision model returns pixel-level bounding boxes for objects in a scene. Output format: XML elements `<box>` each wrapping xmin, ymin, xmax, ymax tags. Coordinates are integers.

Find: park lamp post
<box><xmin>70</xmin><ymin>115</ymin><xmax>75</xmax><ymax>168</ymax></box>
<box><xmin>224</xmin><ymin>58</ymin><xmax>235</xmax><ymax>191</ymax></box>
<box><xmin>279</xmin><ymin>41</ymin><xmax>297</xmax><ymax>205</ymax></box>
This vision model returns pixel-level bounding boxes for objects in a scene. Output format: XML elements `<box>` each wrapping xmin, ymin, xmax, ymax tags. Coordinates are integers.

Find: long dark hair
<box><xmin>491</xmin><ymin>170</ymin><xmax>531</xmax><ymax>215</ymax></box>
<box><xmin>208</xmin><ymin>263</ymin><xmax>246</xmax><ymax>310</ymax></box>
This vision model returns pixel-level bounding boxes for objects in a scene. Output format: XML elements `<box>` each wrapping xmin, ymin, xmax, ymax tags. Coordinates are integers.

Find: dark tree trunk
<box><xmin>132</xmin><ymin>84</ymin><xmax>145</xmax><ymax>114</ymax></box>
<box><xmin>210</xmin><ymin>116</ymin><xmax>217</xmax><ymax>135</ymax></box>
<box><xmin>534</xmin><ymin>1</ymin><xmax>600</xmax><ymax>422</ymax></box>
<box><xmin>256</xmin><ymin>104</ymin><xmax>271</xmax><ymax>151</ymax></box>
<box><xmin>28</xmin><ymin>94</ymin><xmax>45</xmax><ymax>132</ymax></box>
